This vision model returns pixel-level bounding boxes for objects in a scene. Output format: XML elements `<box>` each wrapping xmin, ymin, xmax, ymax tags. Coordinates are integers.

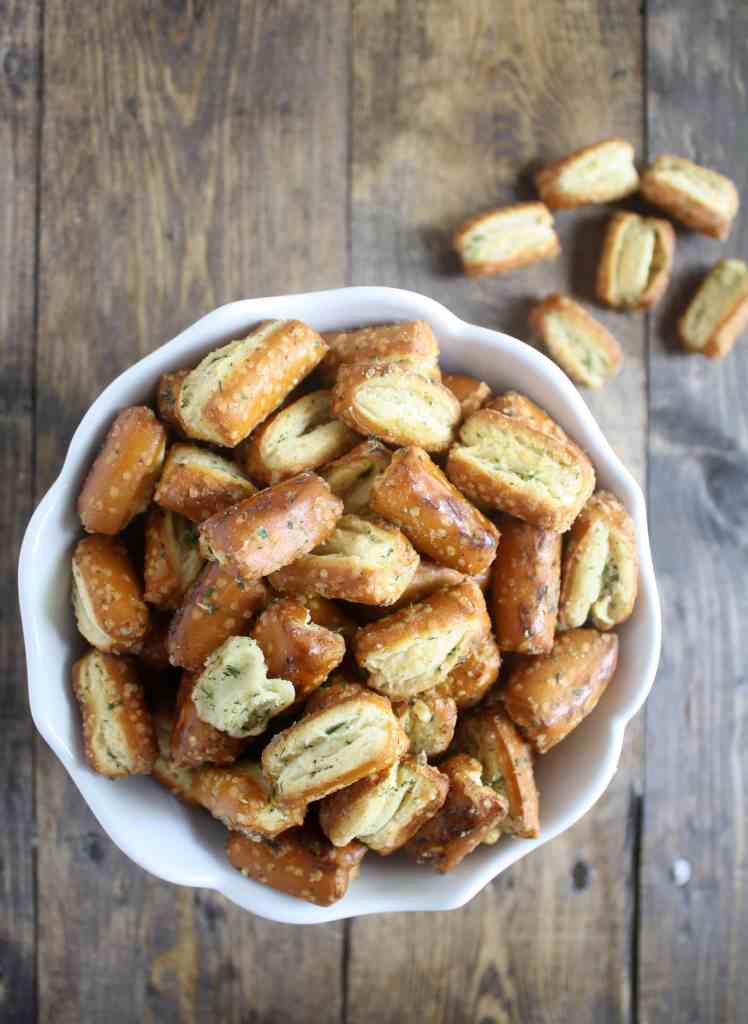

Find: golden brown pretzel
<box><xmin>454</xmin><ymin>705</ymin><xmax>539</xmax><ymax>838</ymax></box>
<box><xmin>72</xmin><ymin>535</ymin><xmax>149</xmax><ymax>654</ymax></box>
<box><xmin>353</xmin><ymin>579</ymin><xmax>490</xmax><ymax>699</ymax></box>
<box><xmin>529</xmin><ymin>294</ymin><xmax>623</xmax><ymax>390</ymax></box>
<box><xmin>639</xmin><ymin>154</ymin><xmax>739</xmax><ymax>240</ymax></box>
<box><xmin>251</xmin><ymin>598</ymin><xmax>346</xmax><ymax>704</ymax></box>
<box><xmin>169</xmin><ymin>672</ymin><xmax>246</xmax><ymax>768</ymax></box>
<box><xmin>320</xmin><ymin>320</ymin><xmax>440</xmax><ymax>384</ymax></box>
<box><xmin>446</xmin><ymin>408</ymin><xmax>595</xmax><ymax>532</ymax></box>
<box><xmin>268</xmin><ymin>513</ymin><xmax>420</xmax><ymax>606</ymax></box>
<box><xmin>453</xmin><ymin>202</ymin><xmax>559</xmax><ymax>277</ymax></box>
<box><xmin>143</xmin><ymin>508</ymin><xmax>203</xmax><ymax>610</ymax></box>
<box><xmin>405</xmin><ymin>754</ymin><xmax>507</xmax><ymax>872</ymax></box>
<box><xmin>78</xmin><ymin>406</ymin><xmax>166</xmax><ymax>534</ymax></box>
<box><xmin>72</xmin><ymin>650</ymin><xmax>157</xmax><ymax>778</ymax></box>
<box><xmin>154</xmin><ymin>444</ymin><xmax>256</xmax><ymax>523</ymax></box>
<box><xmin>442</xmin><ymin>373</ymin><xmax>491</xmax><ymax>421</ymax></box>
<box><xmin>167</xmin><ymin>562</ymin><xmax>269</xmax><ymax>671</ymax></box>
<box><xmin>369</xmin><ymin>445</ymin><xmax>500</xmax><ymax>575</ymax></box>
<box><xmin>559</xmin><ymin>490</ymin><xmax>638</xmax><ymax>631</ymax></box>
<box><xmin>596</xmin><ymin>212</ymin><xmax>675</xmax><ymax>310</ymax></box>
<box><xmin>319</xmin><ymin>756</ymin><xmax>449</xmax><ymax>854</ymax></box>
<box><xmin>240</xmin><ymin>390</ymin><xmax>360</xmax><ymax>485</ymax></box>
<box><xmin>261</xmin><ymin>691</ymin><xmax>409</xmax><ymax>805</ymax></box>
<box><xmin>332</xmin><ymin>363</ymin><xmax>461</xmax><ymax>452</ymax></box>
<box><xmin>501</xmin><ymin>628</ymin><xmax>618</xmax><ymax>753</ymax></box>
<box><xmin>177</xmin><ymin>319</ymin><xmax>327</xmax><ymax>447</ymax></box>
<box><xmin>491</xmin><ymin>514</ymin><xmax>561</xmax><ymax>654</ymax></box>
<box><xmin>193</xmin><ymin>761</ymin><xmax>306</xmax><ymax>839</ymax></box>
<box><xmin>198</xmin><ymin>472</ymin><xmax>343</xmax><ymax>581</ymax></box>
<box><xmin>534</xmin><ymin>138</ymin><xmax>639</xmax><ymax>208</ymax></box>
<box><xmin>320</xmin><ymin>439</ymin><xmax>392</xmax><ymax>514</ymax></box>
<box><xmin>226</xmin><ymin>824</ymin><xmax>367</xmax><ymax>906</ymax></box>
<box><xmin>392</xmin><ymin>691</ymin><xmax>457</xmax><ymax>757</ymax></box>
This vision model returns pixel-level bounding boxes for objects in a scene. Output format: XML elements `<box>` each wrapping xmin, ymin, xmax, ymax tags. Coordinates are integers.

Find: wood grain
<box><xmin>0</xmin><ymin>1</ymin><xmax>41</xmax><ymax>1019</ymax></box>
<box><xmin>347</xmin><ymin>2</ymin><xmax>645</xmax><ymax>1021</ymax></box>
<box><xmin>34</xmin><ymin>2</ymin><xmax>348</xmax><ymax>1021</ymax></box>
<box><xmin>640</xmin><ymin>3</ymin><xmax>748</xmax><ymax>1022</ymax></box>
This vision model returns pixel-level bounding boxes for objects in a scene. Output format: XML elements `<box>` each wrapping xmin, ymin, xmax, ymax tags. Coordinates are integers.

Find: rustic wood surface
<box><xmin>1</xmin><ymin>1</ymin><xmax>744</xmax><ymax>1021</ymax></box>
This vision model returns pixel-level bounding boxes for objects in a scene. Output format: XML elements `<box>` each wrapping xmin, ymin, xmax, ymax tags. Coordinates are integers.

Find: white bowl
<box><xmin>18</xmin><ymin>286</ymin><xmax>660</xmax><ymax>924</ymax></box>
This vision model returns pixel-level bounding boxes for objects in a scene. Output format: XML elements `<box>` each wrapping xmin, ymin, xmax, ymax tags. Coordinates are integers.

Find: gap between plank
<box><xmin>629</xmin><ymin>789</ymin><xmax>644</xmax><ymax>1024</ymax></box>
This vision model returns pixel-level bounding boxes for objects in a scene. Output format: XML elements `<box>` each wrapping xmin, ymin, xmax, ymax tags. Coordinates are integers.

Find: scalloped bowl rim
<box><xmin>18</xmin><ymin>286</ymin><xmax>660</xmax><ymax>924</ymax></box>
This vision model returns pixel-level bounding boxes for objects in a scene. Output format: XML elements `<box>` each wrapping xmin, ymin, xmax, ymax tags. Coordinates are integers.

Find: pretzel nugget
<box><xmin>269</xmin><ymin>514</ymin><xmax>420</xmax><ymax>606</ymax></box>
<box><xmin>262</xmin><ymin>691</ymin><xmax>409</xmax><ymax>805</ymax></box>
<box><xmin>392</xmin><ymin>691</ymin><xmax>458</xmax><ymax>757</ymax></box>
<box><xmin>156</xmin><ymin>370</ymin><xmax>189</xmax><ymax>433</ymax></box>
<box><xmin>302</xmin><ymin>595</ymin><xmax>357</xmax><ymax>640</ymax></box>
<box><xmin>320</xmin><ymin>756</ymin><xmax>449</xmax><ymax>854</ymax></box>
<box><xmin>72</xmin><ymin>650</ymin><xmax>157</xmax><ymax>779</ymax></box>
<box><xmin>198</xmin><ymin>472</ymin><xmax>343</xmax><ymax>581</ymax></box>
<box><xmin>447</xmin><ymin>409</ymin><xmax>595</xmax><ymax>532</ymax></box>
<box><xmin>177</xmin><ymin>319</ymin><xmax>327</xmax><ymax>447</ymax></box>
<box><xmin>678</xmin><ymin>259</ymin><xmax>748</xmax><ymax>360</ymax></box>
<box><xmin>143</xmin><ymin>508</ymin><xmax>203</xmax><ymax>609</ymax></box>
<box><xmin>442</xmin><ymin>373</ymin><xmax>491</xmax><ymax>421</ymax></box>
<box><xmin>640</xmin><ymin>154</ymin><xmax>739</xmax><ymax>240</ymax></box>
<box><xmin>251</xmin><ymin>598</ymin><xmax>346</xmax><ymax>704</ymax></box>
<box><xmin>380</xmin><ymin>560</ymin><xmax>466</xmax><ymax>613</ymax></box>
<box><xmin>193</xmin><ymin>761</ymin><xmax>305</xmax><ymax>839</ymax></box>
<box><xmin>405</xmin><ymin>754</ymin><xmax>507</xmax><ymax>872</ymax></box>
<box><xmin>320</xmin><ymin>320</ymin><xmax>440</xmax><ymax>384</ymax></box>
<box><xmin>438</xmin><ymin>633</ymin><xmax>501</xmax><ymax>709</ymax></box>
<box><xmin>453</xmin><ymin>202</ymin><xmax>560</xmax><ymax>277</ymax></box>
<box><xmin>491</xmin><ymin>515</ymin><xmax>561</xmax><ymax>653</ymax></box>
<box><xmin>354</xmin><ymin>559</ymin><xmax>468</xmax><ymax>624</ymax></box>
<box><xmin>486</xmin><ymin>391</ymin><xmax>569</xmax><ymax>444</ymax></box>
<box><xmin>170</xmin><ymin>671</ymin><xmax>246</xmax><ymax>767</ymax></box>
<box><xmin>369</xmin><ymin>445</ymin><xmax>500</xmax><ymax>575</ymax></box>
<box><xmin>154</xmin><ymin>444</ymin><xmax>256</xmax><ymax>523</ymax></box>
<box><xmin>304</xmin><ymin>675</ymin><xmax>366</xmax><ymax>715</ymax></box>
<box><xmin>72</xmin><ymin>535</ymin><xmax>149</xmax><ymax>654</ymax></box>
<box><xmin>530</xmin><ymin>294</ymin><xmax>623</xmax><ymax>389</ymax></box>
<box><xmin>353</xmin><ymin>580</ymin><xmax>491</xmax><ymax>700</ymax></box>
<box><xmin>535</xmin><ymin>138</ymin><xmax>639</xmax><ymax>208</ymax></box>
<box><xmin>168</xmin><ymin>563</ymin><xmax>269</xmax><ymax>671</ymax></box>
<box><xmin>454</xmin><ymin>706</ymin><xmax>539</xmax><ymax>839</ymax></box>
<box><xmin>559</xmin><ymin>491</ymin><xmax>638</xmax><ymax>631</ymax></box>
<box><xmin>502</xmin><ymin>629</ymin><xmax>618</xmax><ymax>753</ymax></box>
<box><xmin>332</xmin><ymin>364</ymin><xmax>461</xmax><ymax>453</ymax></box>
<box><xmin>240</xmin><ymin>390</ymin><xmax>360</xmax><ymax>486</ymax></box>
<box><xmin>191</xmin><ymin>637</ymin><xmax>295</xmax><ymax>739</ymax></box>
<box><xmin>320</xmin><ymin>439</ymin><xmax>392</xmax><ymax>514</ymax></box>
<box><xmin>151</xmin><ymin>704</ymin><xmax>201</xmax><ymax>804</ymax></box>
<box><xmin>227</xmin><ymin>824</ymin><xmax>366</xmax><ymax>906</ymax></box>
<box><xmin>78</xmin><ymin>406</ymin><xmax>167</xmax><ymax>534</ymax></box>
<box><xmin>597</xmin><ymin>212</ymin><xmax>675</xmax><ymax>310</ymax></box>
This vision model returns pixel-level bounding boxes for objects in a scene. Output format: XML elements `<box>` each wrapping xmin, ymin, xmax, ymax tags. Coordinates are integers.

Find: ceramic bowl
<box><xmin>18</xmin><ymin>286</ymin><xmax>660</xmax><ymax>924</ymax></box>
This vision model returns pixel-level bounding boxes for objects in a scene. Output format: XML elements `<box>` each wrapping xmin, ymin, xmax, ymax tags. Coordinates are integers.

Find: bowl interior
<box><xmin>19</xmin><ymin>286</ymin><xmax>660</xmax><ymax>924</ymax></box>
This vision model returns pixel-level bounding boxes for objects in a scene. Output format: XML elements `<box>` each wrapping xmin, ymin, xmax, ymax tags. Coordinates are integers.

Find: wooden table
<box><xmin>3</xmin><ymin>2</ymin><xmax>746</xmax><ymax>1021</ymax></box>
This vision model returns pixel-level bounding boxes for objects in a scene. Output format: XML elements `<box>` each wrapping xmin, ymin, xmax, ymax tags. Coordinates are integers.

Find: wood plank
<box><xmin>640</xmin><ymin>3</ymin><xmax>748</xmax><ymax>1022</ymax></box>
<box><xmin>0</xmin><ymin>1</ymin><xmax>42</xmax><ymax>1019</ymax></box>
<box><xmin>347</xmin><ymin>2</ymin><xmax>645</xmax><ymax>1021</ymax></box>
<box><xmin>34</xmin><ymin>2</ymin><xmax>349</xmax><ymax>1021</ymax></box>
